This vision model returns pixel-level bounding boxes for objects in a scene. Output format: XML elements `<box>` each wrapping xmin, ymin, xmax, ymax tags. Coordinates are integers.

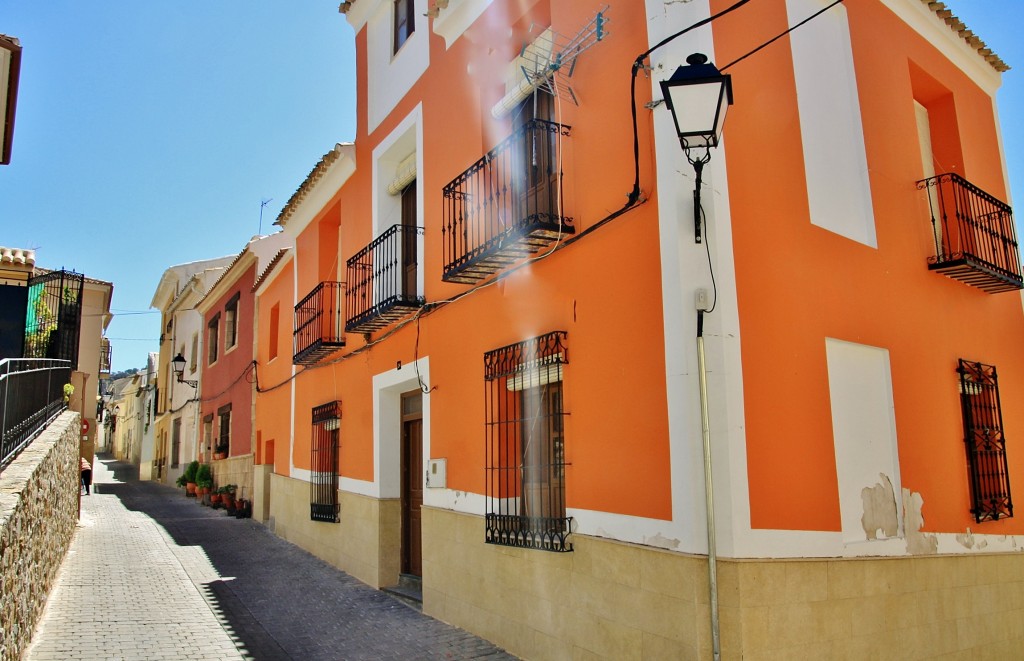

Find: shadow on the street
<box><xmin>89</xmin><ymin>453</ymin><xmax>503</xmax><ymax>661</ymax></box>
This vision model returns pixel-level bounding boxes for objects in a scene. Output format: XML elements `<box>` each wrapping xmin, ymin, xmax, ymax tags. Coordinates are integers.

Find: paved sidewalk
<box><xmin>27</xmin><ymin>455</ymin><xmax>516</xmax><ymax>661</ymax></box>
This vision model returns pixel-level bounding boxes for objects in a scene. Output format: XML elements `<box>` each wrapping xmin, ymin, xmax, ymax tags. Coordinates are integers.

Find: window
<box><xmin>269</xmin><ymin>302</ymin><xmax>280</xmax><ymax>361</ymax></box>
<box><xmin>958</xmin><ymin>359</ymin><xmax>1013</xmax><ymax>523</ymax></box>
<box><xmin>208</xmin><ymin>313</ymin><xmax>220</xmax><ymax>365</ymax></box>
<box><xmin>216</xmin><ymin>405</ymin><xmax>231</xmax><ymax>456</ymax></box>
<box><xmin>393</xmin><ymin>0</ymin><xmax>415</xmax><ymax>54</ymax></box>
<box><xmin>311</xmin><ymin>401</ymin><xmax>342</xmax><ymax>523</ymax></box>
<box><xmin>225</xmin><ymin>292</ymin><xmax>240</xmax><ymax>350</ymax></box>
<box><xmin>484</xmin><ymin>331</ymin><xmax>571</xmax><ymax>552</ymax></box>
<box><xmin>190</xmin><ymin>333</ymin><xmax>198</xmax><ymax>372</ymax></box>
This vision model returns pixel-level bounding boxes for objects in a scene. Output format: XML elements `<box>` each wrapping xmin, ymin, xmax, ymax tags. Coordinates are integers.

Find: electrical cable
<box><xmin>720</xmin><ymin>0</ymin><xmax>845</xmax><ymax>72</ymax></box>
<box><xmin>700</xmin><ymin>203</ymin><xmax>718</xmax><ymax>313</ymax></box>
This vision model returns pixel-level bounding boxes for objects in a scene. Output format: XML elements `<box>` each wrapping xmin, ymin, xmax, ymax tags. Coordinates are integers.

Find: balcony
<box><xmin>345</xmin><ymin>224</ymin><xmax>424</xmax><ymax>333</ymax></box>
<box><xmin>293</xmin><ymin>281</ymin><xmax>345</xmax><ymax>366</ymax></box>
<box><xmin>99</xmin><ymin>339</ymin><xmax>111</xmax><ymax>377</ymax></box>
<box><xmin>918</xmin><ymin>173</ymin><xmax>1022</xmax><ymax>293</ymax></box>
<box><xmin>442</xmin><ymin>119</ymin><xmax>574</xmax><ymax>284</ymax></box>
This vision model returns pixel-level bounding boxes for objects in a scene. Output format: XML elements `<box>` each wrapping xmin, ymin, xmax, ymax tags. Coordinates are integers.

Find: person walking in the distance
<box><xmin>80</xmin><ymin>456</ymin><xmax>92</xmax><ymax>495</ymax></box>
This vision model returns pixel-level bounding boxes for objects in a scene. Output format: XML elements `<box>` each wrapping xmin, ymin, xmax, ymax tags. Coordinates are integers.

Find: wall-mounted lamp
<box><xmin>660</xmin><ymin>53</ymin><xmax>733</xmax><ymax>243</ymax></box>
<box><xmin>171</xmin><ymin>353</ymin><xmax>198</xmax><ymax>391</ymax></box>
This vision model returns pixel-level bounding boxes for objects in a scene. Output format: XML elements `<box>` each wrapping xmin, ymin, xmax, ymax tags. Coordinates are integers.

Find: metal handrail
<box><xmin>1</xmin><ymin>358</ymin><xmax>72</xmax><ymax>470</ymax></box>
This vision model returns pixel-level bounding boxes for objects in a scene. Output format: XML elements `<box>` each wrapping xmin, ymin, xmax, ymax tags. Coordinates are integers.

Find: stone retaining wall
<box><xmin>0</xmin><ymin>412</ymin><xmax>80</xmax><ymax>661</ymax></box>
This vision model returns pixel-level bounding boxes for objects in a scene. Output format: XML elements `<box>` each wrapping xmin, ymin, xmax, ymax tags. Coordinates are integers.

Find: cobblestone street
<box><xmin>26</xmin><ymin>455</ymin><xmax>516</xmax><ymax>661</ymax></box>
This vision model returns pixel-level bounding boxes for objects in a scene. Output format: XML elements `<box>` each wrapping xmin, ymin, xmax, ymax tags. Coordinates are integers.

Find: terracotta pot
<box><xmin>213</xmin><ymin>452</ymin><xmax>227</xmax><ymax>460</ymax></box>
<box><xmin>186</xmin><ymin>482</ymin><xmax>197</xmax><ymax>496</ymax></box>
<box><xmin>210</xmin><ymin>493</ymin><xmax>222</xmax><ymax>505</ymax></box>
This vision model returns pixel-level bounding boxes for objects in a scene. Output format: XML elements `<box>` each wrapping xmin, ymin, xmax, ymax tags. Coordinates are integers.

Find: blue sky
<box><xmin>1</xmin><ymin>1</ymin><xmax>1020</xmax><ymax>372</ymax></box>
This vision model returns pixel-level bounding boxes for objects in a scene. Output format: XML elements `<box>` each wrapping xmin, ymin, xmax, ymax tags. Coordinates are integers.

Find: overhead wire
<box><xmin>247</xmin><ymin>0</ymin><xmax>849</xmax><ymax>395</ymax></box>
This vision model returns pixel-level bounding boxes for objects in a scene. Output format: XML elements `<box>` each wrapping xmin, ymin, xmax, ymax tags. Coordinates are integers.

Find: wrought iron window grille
<box><xmin>442</xmin><ymin>119</ymin><xmax>574</xmax><ymax>284</ymax></box>
<box><xmin>345</xmin><ymin>224</ymin><xmax>425</xmax><ymax>333</ymax></box>
<box><xmin>958</xmin><ymin>359</ymin><xmax>1013</xmax><ymax>523</ymax></box>
<box><xmin>293</xmin><ymin>281</ymin><xmax>346</xmax><ymax>365</ymax></box>
<box><xmin>311</xmin><ymin>401</ymin><xmax>342</xmax><ymax>523</ymax></box>
<box><xmin>484</xmin><ymin>331</ymin><xmax>571</xmax><ymax>552</ymax></box>
<box><xmin>918</xmin><ymin>173</ymin><xmax>1022</xmax><ymax>293</ymax></box>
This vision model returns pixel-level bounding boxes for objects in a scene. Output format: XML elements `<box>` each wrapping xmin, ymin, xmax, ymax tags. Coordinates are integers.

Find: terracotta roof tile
<box><xmin>922</xmin><ymin>1</ymin><xmax>1009</xmax><ymax>72</ymax></box>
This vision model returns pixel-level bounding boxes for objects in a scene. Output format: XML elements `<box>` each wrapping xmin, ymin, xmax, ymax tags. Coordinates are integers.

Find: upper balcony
<box><xmin>442</xmin><ymin>119</ymin><xmax>574</xmax><ymax>284</ymax></box>
<box><xmin>99</xmin><ymin>338</ymin><xmax>111</xmax><ymax>377</ymax></box>
<box><xmin>345</xmin><ymin>224</ymin><xmax>425</xmax><ymax>333</ymax></box>
<box><xmin>293</xmin><ymin>281</ymin><xmax>345</xmax><ymax>366</ymax></box>
<box><xmin>918</xmin><ymin>173</ymin><xmax>1022</xmax><ymax>293</ymax></box>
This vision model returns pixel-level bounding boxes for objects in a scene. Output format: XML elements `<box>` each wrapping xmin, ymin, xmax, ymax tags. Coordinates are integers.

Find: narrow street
<box><xmin>26</xmin><ymin>455</ymin><xmax>516</xmax><ymax>661</ymax></box>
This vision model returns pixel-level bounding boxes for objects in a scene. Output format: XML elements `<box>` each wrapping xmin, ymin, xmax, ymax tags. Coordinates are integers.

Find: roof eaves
<box><xmin>275</xmin><ymin>143</ymin><xmax>352</xmax><ymax>228</ymax></box>
<box><xmin>921</xmin><ymin>1</ymin><xmax>1009</xmax><ymax>72</ymax></box>
<box><xmin>252</xmin><ymin>248</ymin><xmax>290</xmax><ymax>293</ymax></box>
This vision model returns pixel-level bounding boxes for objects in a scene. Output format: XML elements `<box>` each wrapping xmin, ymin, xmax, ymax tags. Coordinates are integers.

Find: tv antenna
<box><xmin>258</xmin><ymin>198</ymin><xmax>273</xmax><ymax>235</ymax></box>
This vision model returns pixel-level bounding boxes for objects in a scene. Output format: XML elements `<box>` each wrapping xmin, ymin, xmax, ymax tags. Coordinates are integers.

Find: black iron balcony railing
<box><xmin>293</xmin><ymin>281</ymin><xmax>345</xmax><ymax>366</ymax></box>
<box><xmin>918</xmin><ymin>173</ymin><xmax>1023</xmax><ymax>293</ymax></box>
<box><xmin>345</xmin><ymin>224</ymin><xmax>425</xmax><ymax>333</ymax></box>
<box><xmin>1</xmin><ymin>358</ymin><xmax>71</xmax><ymax>471</ymax></box>
<box><xmin>99</xmin><ymin>339</ymin><xmax>112</xmax><ymax>376</ymax></box>
<box><xmin>442</xmin><ymin>118</ymin><xmax>574</xmax><ymax>284</ymax></box>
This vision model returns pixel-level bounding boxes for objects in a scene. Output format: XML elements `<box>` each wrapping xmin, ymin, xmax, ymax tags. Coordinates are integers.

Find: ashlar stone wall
<box><xmin>0</xmin><ymin>411</ymin><xmax>80</xmax><ymax>661</ymax></box>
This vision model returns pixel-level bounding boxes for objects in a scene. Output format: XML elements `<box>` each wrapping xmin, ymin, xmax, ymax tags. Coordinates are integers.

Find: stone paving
<box><xmin>26</xmin><ymin>455</ymin><xmax>517</xmax><ymax>661</ymax></box>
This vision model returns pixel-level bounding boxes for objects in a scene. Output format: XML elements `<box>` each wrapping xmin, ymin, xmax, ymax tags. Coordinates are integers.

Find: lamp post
<box><xmin>660</xmin><ymin>52</ymin><xmax>733</xmax><ymax>243</ymax></box>
<box><xmin>171</xmin><ymin>353</ymin><xmax>198</xmax><ymax>391</ymax></box>
<box><xmin>661</xmin><ymin>52</ymin><xmax>733</xmax><ymax>661</ymax></box>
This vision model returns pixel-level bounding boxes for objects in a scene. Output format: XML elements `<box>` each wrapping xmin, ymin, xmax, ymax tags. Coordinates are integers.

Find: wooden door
<box><xmin>514</xmin><ymin>93</ymin><xmax>558</xmax><ymax>225</ymax></box>
<box><xmin>401</xmin><ymin>392</ymin><xmax>423</xmax><ymax>576</ymax></box>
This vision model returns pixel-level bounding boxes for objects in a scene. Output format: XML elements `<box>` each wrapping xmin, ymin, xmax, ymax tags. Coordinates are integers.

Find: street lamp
<box><xmin>660</xmin><ymin>53</ymin><xmax>733</xmax><ymax>243</ymax></box>
<box><xmin>171</xmin><ymin>353</ymin><xmax>198</xmax><ymax>391</ymax></box>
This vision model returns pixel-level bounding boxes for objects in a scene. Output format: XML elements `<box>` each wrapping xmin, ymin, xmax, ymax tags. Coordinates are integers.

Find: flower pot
<box><xmin>186</xmin><ymin>482</ymin><xmax>197</xmax><ymax>497</ymax></box>
<box><xmin>213</xmin><ymin>452</ymin><xmax>227</xmax><ymax>460</ymax></box>
<box><xmin>210</xmin><ymin>493</ymin><xmax>222</xmax><ymax>505</ymax></box>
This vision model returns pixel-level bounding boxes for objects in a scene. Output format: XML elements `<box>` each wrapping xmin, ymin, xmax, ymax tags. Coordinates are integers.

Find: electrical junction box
<box><xmin>426</xmin><ymin>458</ymin><xmax>447</xmax><ymax>488</ymax></box>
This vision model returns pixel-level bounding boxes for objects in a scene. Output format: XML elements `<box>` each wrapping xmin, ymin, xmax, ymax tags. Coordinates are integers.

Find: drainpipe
<box><xmin>696</xmin><ymin>309</ymin><xmax>720</xmax><ymax>661</ymax></box>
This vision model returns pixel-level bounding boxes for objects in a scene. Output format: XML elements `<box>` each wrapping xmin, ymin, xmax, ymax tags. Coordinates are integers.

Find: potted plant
<box><xmin>182</xmin><ymin>460</ymin><xmax>199</xmax><ymax>497</ymax></box>
<box><xmin>195</xmin><ymin>464</ymin><xmax>213</xmax><ymax>503</ymax></box>
<box><xmin>213</xmin><ymin>443</ymin><xmax>229</xmax><ymax>461</ymax></box>
<box><xmin>221</xmin><ymin>484</ymin><xmax>237</xmax><ymax>513</ymax></box>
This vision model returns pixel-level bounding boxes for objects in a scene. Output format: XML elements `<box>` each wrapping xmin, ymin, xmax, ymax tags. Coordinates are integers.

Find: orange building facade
<box><xmin>250</xmin><ymin>0</ymin><xmax>1024</xmax><ymax>656</ymax></box>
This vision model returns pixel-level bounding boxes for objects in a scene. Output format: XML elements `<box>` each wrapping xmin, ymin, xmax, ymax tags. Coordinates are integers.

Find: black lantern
<box><xmin>660</xmin><ymin>53</ymin><xmax>733</xmax><ymax>243</ymax></box>
<box><xmin>171</xmin><ymin>352</ymin><xmax>198</xmax><ymax>390</ymax></box>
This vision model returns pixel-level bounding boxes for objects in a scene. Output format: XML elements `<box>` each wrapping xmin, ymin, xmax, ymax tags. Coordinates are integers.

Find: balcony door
<box><xmin>401</xmin><ymin>182</ymin><xmax>418</xmax><ymax>300</ymax></box>
<box><xmin>513</xmin><ymin>92</ymin><xmax>558</xmax><ymax>225</ymax></box>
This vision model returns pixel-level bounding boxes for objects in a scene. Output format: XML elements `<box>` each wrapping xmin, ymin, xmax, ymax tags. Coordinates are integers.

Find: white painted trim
<box><xmin>371</xmin><ymin>357</ymin><xmax>431</xmax><ymax>500</ymax></box>
<box><xmin>366</xmin><ymin>0</ymin><xmax>429</xmax><ymax>134</ymax></box>
<box><xmin>788</xmin><ymin>0</ymin><xmax>876</xmax><ymax>248</ymax></box>
<box><xmin>343</xmin><ymin>0</ymin><xmax>384</xmax><ymax>32</ymax></box>
<box><xmin>825</xmin><ymin>338</ymin><xmax>904</xmax><ymax>543</ymax></box>
<box><xmin>280</xmin><ymin>145</ymin><xmax>356</xmax><ymax>240</ymax></box>
<box><xmin>432</xmin><ymin>0</ymin><xmax>493</xmax><ymax>49</ymax></box>
<box><xmin>877</xmin><ymin>0</ymin><xmax>1001</xmax><ymax>95</ymax></box>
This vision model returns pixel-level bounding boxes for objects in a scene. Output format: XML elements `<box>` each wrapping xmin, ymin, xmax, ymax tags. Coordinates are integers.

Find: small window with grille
<box><xmin>958</xmin><ymin>359</ymin><xmax>1013</xmax><ymax>523</ymax></box>
<box><xmin>311</xmin><ymin>401</ymin><xmax>342</xmax><ymax>523</ymax></box>
<box><xmin>484</xmin><ymin>331</ymin><xmax>571</xmax><ymax>552</ymax></box>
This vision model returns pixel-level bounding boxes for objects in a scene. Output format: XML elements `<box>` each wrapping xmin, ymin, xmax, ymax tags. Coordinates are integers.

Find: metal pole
<box><xmin>696</xmin><ymin>310</ymin><xmax>720</xmax><ymax>661</ymax></box>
